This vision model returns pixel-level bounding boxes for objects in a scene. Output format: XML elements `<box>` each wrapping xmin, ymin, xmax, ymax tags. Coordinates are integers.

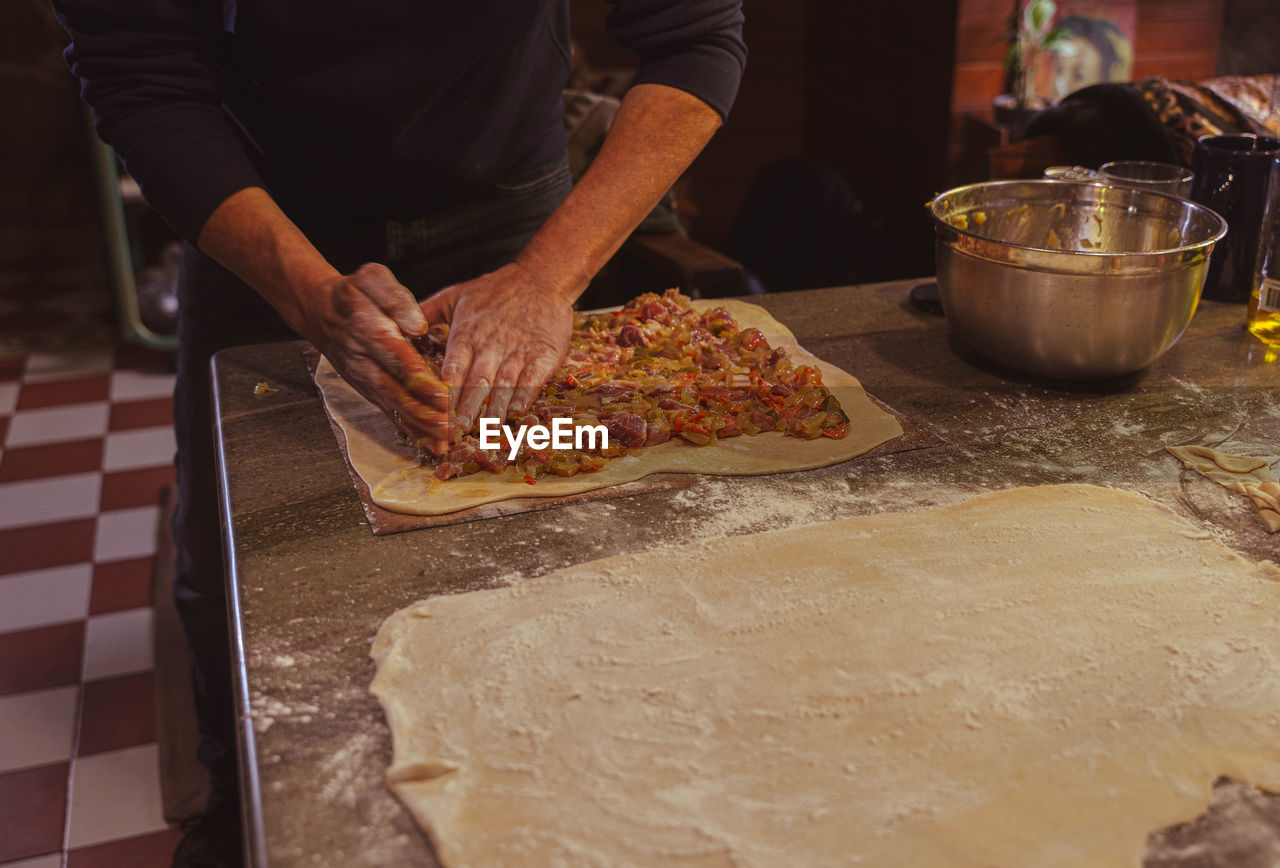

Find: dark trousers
<box><xmin>172</xmin><ymin>158</ymin><xmax>573</xmax><ymax>811</ymax></box>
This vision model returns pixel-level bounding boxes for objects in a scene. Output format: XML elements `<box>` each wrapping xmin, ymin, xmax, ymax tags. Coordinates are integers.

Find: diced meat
<box><xmin>444</xmin><ymin>438</ymin><xmax>507</xmax><ymax>472</ymax></box>
<box><xmin>645</xmin><ymin>420</ymin><xmax>673</xmax><ymax>446</ymax></box>
<box><xmin>606</xmin><ymin>412</ymin><xmax>648</xmax><ymax>448</ymax></box>
<box><xmin>588</xmin><ymin>381</ymin><xmax>637</xmax><ymax>402</ymax></box>
<box><xmin>699</xmin><ymin>347</ymin><xmax>726</xmax><ymax>370</ymax></box>
<box><xmin>433</xmin><ymin>461</ymin><xmax>464</xmax><ymax>480</ymax></box>
<box><xmin>717</xmin><ymin>417</ymin><xmax>742</xmax><ymax>438</ymax></box>
<box><xmin>473</xmin><ymin>448</ymin><xmax>509</xmax><ymax>473</ymax></box>
<box><xmin>617</xmin><ymin>324</ymin><xmax>646</xmax><ymax>347</ymax></box>
<box><xmin>642</xmin><ymin>301</ymin><xmax>667</xmax><ymax>321</ymax></box>
<box><xmin>748</xmin><ymin>411</ymin><xmax>778</xmax><ymax>432</ymax></box>
<box><xmin>444</xmin><ymin>438</ymin><xmax>510</xmax><ymax>472</ymax></box>
<box><xmin>446</xmin><ymin>439</ymin><xmax>482</xmax><ymax>465</ymax></box>
<box><xmin>411</xmin><ymin>322</ymin><xmax>450</xmax><ymax>359</ymax></box>
<box><xmin>699</xmin><ymin>386</ymin><xmax>735</xmax><ymax>405</ymax></box>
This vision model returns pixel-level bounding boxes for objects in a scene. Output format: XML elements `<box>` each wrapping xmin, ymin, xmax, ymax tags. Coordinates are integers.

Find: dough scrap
<box><xmin>1168</xmin><ymin>445</ymin><xmax>1280</xmax><ymax>533</ymax></box>
<box><xmin>370</xmin><ymin>484</ymin><xmax>1280</xmax><ymax>867</ymax></box>
<box><xmin>315</xmin><ymin>299</ymin><xmax>902</xmax><ymax>515</ymax></box>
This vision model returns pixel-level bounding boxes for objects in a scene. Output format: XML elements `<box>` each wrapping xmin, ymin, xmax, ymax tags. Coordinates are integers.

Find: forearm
<box><xmin>516</xmin><ymin>83</ymin><xmax>723</xmax><ymax>302</ymax></box>
<box><xmin>199</xmin><ymin>187</ymin><xmax>447</xmax><ymax>443</ymax></box>
<box><xmin>53</xmin><ymin>0</ymin><xmax>266</xmax><ymax>244</ymax></box>
<box><xmin>195</xmin><ymin>187</ymin><xmax>340</xmax><ymax>335</ymax></box>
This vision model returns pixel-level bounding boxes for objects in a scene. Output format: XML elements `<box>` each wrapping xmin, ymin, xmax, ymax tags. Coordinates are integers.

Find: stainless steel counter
<box><xmin>212</xmin><ymin>279</ymin><xmax>1280</xmax><ymax>866</ymax></box>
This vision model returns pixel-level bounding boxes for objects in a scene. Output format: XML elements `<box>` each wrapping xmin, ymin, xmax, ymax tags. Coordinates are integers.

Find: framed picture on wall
<box><xmin>1035</xmin><ymin>0</ymin><xmax>1137</xmax><ymax>100</ymax></box>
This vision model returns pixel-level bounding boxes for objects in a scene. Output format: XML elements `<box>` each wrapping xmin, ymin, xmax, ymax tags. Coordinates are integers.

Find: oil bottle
<box><xmin>1249</xmin><ymin>145</ymin><xmax>1280</xmax><ymax>347</ymax></box>
<box><xmin>1247</xmin><ymin>278</ymin><xmax>1280</xmax><ymax>346</ymax></box>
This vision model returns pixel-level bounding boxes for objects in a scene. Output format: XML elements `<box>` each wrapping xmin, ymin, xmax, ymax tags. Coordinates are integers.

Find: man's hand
<box><xmin>196</xmin><ymin>189</ymin><xmax>453</xmax><ymax>452</ymax></box>
<box><xmin>420</xmin><ymin>84</ymin><xmax>723</xmax><ymax>434</ymax></box>
<box><xmin>303</xmin><ymin>264</ymin><xmax>451</xmax><ymax>451</ymax></box>
<box><xmin>419</xmin><ymin>261</ymin><xmax>574</xmax><ymax>432</ymax></box>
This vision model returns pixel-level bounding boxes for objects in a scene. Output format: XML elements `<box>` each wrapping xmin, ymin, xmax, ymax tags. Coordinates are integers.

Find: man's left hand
<box><xmin>418</xmin><ymin>84</ymin><xmax>725</xmax><ymax>436</ymax></box>
<box><xmin>419</xmin><ymin>261</ymin><xmax>574</xmax><ymax>434</ymax></box>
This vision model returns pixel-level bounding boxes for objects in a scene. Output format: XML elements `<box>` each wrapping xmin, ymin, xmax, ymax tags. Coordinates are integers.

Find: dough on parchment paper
<box><xmin>1168</xmin><ymin>445</ymin><xmax>1280</xmax><ymax>533</ymax></box>
<box><xmin>314</xmin><ymin>299</ymin><xmax>902</xmax><ymax>516</ymax></box>
<box><xmin>369</xmin><ymin>483</ymin><xmax>1280</xmax><ymax>868</ymax></box>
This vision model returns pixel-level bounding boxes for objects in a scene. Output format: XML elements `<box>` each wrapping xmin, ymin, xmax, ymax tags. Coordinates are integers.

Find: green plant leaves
<box><xmin>1024</xmin><ymin>0</ymin><xmax>1057</xmax><ymax>34</ymax></box>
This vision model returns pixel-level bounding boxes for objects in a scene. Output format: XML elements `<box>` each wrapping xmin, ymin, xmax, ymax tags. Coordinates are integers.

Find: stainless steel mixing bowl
<box><xmin>927</xmin><ymin>180</ymin><xmax>1227</xmax><ymax>379</ymax></box>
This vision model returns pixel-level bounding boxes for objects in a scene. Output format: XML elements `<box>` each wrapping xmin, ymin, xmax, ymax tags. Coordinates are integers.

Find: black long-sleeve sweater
<box><xmin>52</xmin><ymin>0</ymin><xmax>746</xmax><ymax>243</ymax></box>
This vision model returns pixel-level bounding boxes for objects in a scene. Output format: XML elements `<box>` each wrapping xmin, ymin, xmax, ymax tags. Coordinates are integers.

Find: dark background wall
<box><xmin>1217</xmin><ymin>0</ymin><xmax>1280</xmax><ymax>76</ymax></box>
<box><xmin>570</xmin><ymin>0</ymin><xmax>811</xmax><ymax>253</ymax></box>
<box><xmin>573</xmin><ymin>0</ymin><xmax>961</xmax><ymax>282</ymax></box>
<box><xmin>804</xmin><ymin>2</ymin><xmax>960</xmax><ymax>281</ymax></box>
<box><xmin>1</xmin><ymin>0</ymin><xmax>101</xmax><ymax>272</ymax></box>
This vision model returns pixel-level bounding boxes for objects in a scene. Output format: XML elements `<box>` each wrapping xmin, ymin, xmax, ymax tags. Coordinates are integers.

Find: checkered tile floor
<box><xmin>0</xmin><ymin>343</ymin><xmax>183</xmax><ymax>866</ymax></box>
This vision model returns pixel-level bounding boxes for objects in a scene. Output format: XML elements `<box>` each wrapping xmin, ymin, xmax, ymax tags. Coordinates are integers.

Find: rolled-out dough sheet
<box><xmin>370</xmin><ymin>484</ymin><xmax>1280</xmax><ymax>867</ymax></box>
<box><xmin>315</xmin><ymin>299</ymin><xmax>902</xmax><ymax>515</ymax></box>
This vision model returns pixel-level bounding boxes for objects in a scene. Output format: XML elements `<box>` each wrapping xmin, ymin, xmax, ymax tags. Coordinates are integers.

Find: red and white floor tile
<box><xmin>0</xmin><ymin>343</ymin><xmax>183</xmax><ymax>866</ymax></box>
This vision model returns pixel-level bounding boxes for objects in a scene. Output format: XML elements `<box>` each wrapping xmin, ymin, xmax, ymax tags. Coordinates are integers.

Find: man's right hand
<box><xmin>196</xmin><ymin>188</ymin><xmax>451</xmax><ymax>451</ymax></box>
<box><xmin>301</xmin><ymin>263</ymin><xmax>452</xmax><ymax>453</ymax></box>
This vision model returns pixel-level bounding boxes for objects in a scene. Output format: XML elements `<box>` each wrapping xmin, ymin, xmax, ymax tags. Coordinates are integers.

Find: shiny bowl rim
<box><xmin>1097</xmin><ymin>159</ymin><xmax>1195</xmax><ymax>185</ymax></box>
<box><xmin>926</xmin><ymin>179</ymin><xmax>1228</xmax><ymax>259</ymax></box>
